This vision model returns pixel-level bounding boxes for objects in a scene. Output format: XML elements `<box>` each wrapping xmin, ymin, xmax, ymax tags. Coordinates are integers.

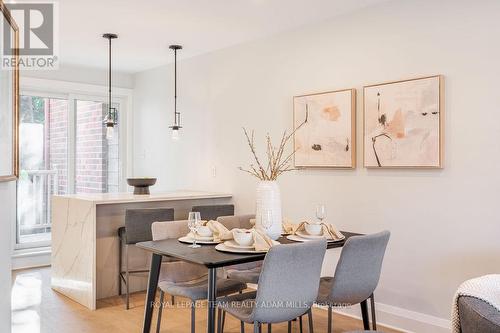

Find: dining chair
<box><xmin>192</xmin><ymin>204</ymin><xmax>235</xmax><ymax>220</ymax></box>
<box><xmin>315</xmin><ymin>231</ymin><xmax>390</xmax><ymax>333</ymax></box>
<box><xmin>151</xmin><ymin>220</ymin><xmax>247</xmax><ymax>333</ymax></box>
<box><xmin>118</xmin><ymin>207</ymin><xmax>174</xmax><ymax>309</ymax></box>
<box><xmin>216</xmin><ymin>239</ymin><xmax>327</xmax><ymax>333</ymax></box>
<box><xmin>217</xmin><ymin>215</ymin><xmax>261</xmax><ymax>284</ymax></box>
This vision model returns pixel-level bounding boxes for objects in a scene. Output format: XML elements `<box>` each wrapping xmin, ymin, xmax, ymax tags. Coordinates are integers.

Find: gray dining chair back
<box><xmin>329</xmin><ymin>231</ymin><xmax>390</xmax><ymax>305</ymax></box>
<box><xmin>217</xmin><ymin>214</ymin><xmax>254</xmax><ymax>230</ymax></box>
<box><xmin>192</xmin><ymin>204</ymin><xmax>235</xmax><ymax>221</ymax></box>
<box><xmin>124</xmin><ymin>208</ymin><xmax>175</xmax><ymax>244</ymax></box>
<box><xmin>253</xmin><ymin>240</ymin><xmax>327</xmax><ymax>323</ymax></box>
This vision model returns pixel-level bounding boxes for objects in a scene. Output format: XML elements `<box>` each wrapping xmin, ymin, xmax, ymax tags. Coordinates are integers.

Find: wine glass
<box><xmin>188</xmin><ymin>212</ymin><xmax>202</xmax><ymax>248</ymax></box>
<box><xmin>316</xmin><ymin>204</ymin><xmax>326</xmax><ymax>223</ymax></box>
<box><xmin>260</xmin><ymin>210</ymin><xmax>273</xmax><ymax>231</ymax></box>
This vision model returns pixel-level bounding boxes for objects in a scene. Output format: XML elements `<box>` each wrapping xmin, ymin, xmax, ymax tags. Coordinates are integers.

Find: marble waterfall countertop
<box><xmin>53</xmin><ymin>190</ymin><xmax>232</xmax><ymax>205</ymax></box>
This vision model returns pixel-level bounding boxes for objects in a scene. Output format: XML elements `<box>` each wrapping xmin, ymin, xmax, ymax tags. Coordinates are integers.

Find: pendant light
<box><xmin>168</xmin><ymin>44</ymin><xmax>182</xmax><ymax>141</ymax></box>
<box><xmin>103</xmin><ymin>33</ymin><xmax>118</xmax><ymax>140</ymax></box>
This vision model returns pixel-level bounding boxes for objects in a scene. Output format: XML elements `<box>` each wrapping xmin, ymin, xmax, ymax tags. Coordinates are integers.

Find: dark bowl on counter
<box><xmin>127</xmin><ymin>178</ymin><xmax>157</xmax><ymax>195</ymax></box>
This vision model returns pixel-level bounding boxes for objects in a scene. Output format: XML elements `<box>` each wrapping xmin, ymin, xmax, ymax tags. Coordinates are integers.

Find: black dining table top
<box><xmin>136</xmin><ymin>231</ymin><xmax>360</xmax><ymax>268</ymax></box>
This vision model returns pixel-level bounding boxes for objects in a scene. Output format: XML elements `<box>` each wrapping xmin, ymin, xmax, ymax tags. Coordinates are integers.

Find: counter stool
<box><xmin>118</xmin><ymin>207</ymin><xmax>174</xmax><ymax>309</ymax></box>
<box><xmin>191</xmin><ymin>204</ymin><xmax>235</xmax><ymax>220</ymax></box>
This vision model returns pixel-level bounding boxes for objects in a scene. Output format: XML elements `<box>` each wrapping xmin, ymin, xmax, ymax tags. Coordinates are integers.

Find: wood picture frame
<box><xmin>293</xmin><ymin>88</ymin><xmax>356</xmax><ymax>169</ymax></box>
<box><xmin>363</xmin><ymin>75</ymin><xmax>444</xmax><ymax>169</ymax></box>
<box><xmin>0</xmin><ymin>0</ymin><xmax>19</xmax><ymax>182</ymax></box>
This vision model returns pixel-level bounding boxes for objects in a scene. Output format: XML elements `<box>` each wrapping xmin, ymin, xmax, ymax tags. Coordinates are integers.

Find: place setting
<box><xmin>178</xmin><ymin>211</ymin><xmax>278</xmax><ymax>253</ymax></box>
<box><xmin>283</xmin><ymin>204</ymin><xmax>345</xmax><ymax>243</ymax></box>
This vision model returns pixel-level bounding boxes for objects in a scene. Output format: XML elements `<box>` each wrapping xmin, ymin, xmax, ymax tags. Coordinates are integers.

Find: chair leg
<box><xmin>299</xmin><ymin>316</ymin><xmax>303</xmax><ymax>333</ymax></box>
<box><xmin>287</xmin><ymin>321</ymin><xmax>291</xmax><ymax>333</ymax></box>
<box><xmin>171</xmin><ymin>295</ymin><xmax>175</xmax><ymax>305</ymax></box>
<box><xmin>156</xmin><ymin>291</ymin><xmax>165</xmax><ymax>333</ymax></box>
<box><xmin>222</xmin><ymin>310</ymin><xmax>226</xmax><ymax>333</ymax></box>
<box><xmin>360</xmin><ymin>300</ymin><xmax>370</xmax><ymax>330</ymax></box>
<box><xmin>118</xmin><ymin>237</ymin><xmax>122</xmax><ymax>296</ymax></box>
<box><xmin>191</xmin><ymin>301</ymin><xmax>196</xmax><ymax>333</ymax></box>
<box><xmin>370</xmin><ymin>294</ymin><xmax>377</xmax><ymax>330</ymax></box>
<box><xmin>327</xmin><ymin>305</ymin><xmax>332</xmax><ymax>333</ymax></box>
<box><xmin>307</xmin><ymin>309</ymin><xmax>314</xmax><ymax>333</ymax></box>
<box><xmin>240</xmin><ymin>321</ymin><xmax>245</xmax><ymax>333</ymax></box>
<box><xmin>217</xmin><ymin>308</ymin><xmax>222</xmax><ymax>333</ymax></box>
<box><xmin>253</xmin><ymin>322</ymin><xmax>261</xmax><ymax>333</ymax></box>
<box><xmin>125</xmin><ymin>244</ymin><xmax>130</xmax><ymax>310</ymax></box>
<box><xmin>267</xmin><ymin>324</ymin><xmax>271</xmax><ymax>333</ymax></box>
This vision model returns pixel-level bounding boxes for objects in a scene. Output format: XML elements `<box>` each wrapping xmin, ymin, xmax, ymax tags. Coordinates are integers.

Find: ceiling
<box><xmin>58</xmin><ymin>0</ymin><xmax>387</xmax><ymax>73</ymax></box>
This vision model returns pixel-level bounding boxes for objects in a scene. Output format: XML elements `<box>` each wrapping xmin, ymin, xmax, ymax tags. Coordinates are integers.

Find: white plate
<box><xmin>215</xmin><ymin>243</ymin><xmax>266</xmax><ymax>254</ymax></box>
<box><xmin>178</xmin><ymin>236</ymin><xmax>220</xmax><ymax>245</ymax></box>
<box><xmin>287</xmin><ymin>235</ymin><xmax>344</xmax><ymax>243</ymax></box>
<box><xmin>224</xmin><ymin>240</ymin><xmax>255</xmax><ymax>250</ymax></box>
<box><xmin>296</xmin><ymin>231</ymin><xmax>326</xmax><ymax>240</ymax></box>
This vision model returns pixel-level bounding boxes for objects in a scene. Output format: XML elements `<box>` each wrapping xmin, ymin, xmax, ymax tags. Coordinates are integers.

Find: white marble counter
<box><xmin>56</xmin><ymin>190</ymin><xmax>232</xmax><ymax>205</ymax></box>
<box><xmin>51</xmin><ymin>190</ymin><xmax>232</xmax><ymax>310</ymax></box>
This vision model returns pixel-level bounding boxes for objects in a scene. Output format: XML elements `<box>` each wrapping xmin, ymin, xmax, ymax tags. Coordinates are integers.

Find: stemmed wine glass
<box><xmin>260</xmin><ymin>210</ymin><xmax>273</xmax><ymax>231</ymax></box>
<box><xmin>188</xmin><ymin>212</ymin><xmax>202</xmax><ymax>248</ymax></box>
<box><xmin>316</xmin><ymin>204</ymin><xmax>326</xmax><ymax>224</ymax></box>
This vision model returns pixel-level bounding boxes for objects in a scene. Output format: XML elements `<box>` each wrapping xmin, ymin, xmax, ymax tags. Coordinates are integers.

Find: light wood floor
<box><xmin>12</xmin><ymin>267</ymin><xmax>400</xmax><ymax>333</ymax></box>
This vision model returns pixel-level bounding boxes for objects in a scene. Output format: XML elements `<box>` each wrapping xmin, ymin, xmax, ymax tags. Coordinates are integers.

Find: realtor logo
<box><xmin>2</xmin><ymin>1</ymin><xmax>59</xmax><ymax>69</ymax></box>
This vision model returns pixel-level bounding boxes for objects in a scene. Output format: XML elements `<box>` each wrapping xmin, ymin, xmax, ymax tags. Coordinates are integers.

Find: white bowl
<box><xmin>197</xmin><ymin>226</ymin><xmax>213</xmax><ymax>237</ymax></box>
<box><xmin>233</xmin><ymin>231</ymin><xmax>254</xmax><ymax>246</ymax></box>
<box><xmin>305</xmin><ymin>223</ymin><xmax>323</xmax><ymax>236</ymax></box>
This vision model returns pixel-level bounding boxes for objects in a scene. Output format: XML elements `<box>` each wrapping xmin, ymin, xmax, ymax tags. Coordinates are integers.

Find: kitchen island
<box><xmin>51</xmin><ymin>191</ymin><xmax>232</xmax><ymax>310</ymax></box>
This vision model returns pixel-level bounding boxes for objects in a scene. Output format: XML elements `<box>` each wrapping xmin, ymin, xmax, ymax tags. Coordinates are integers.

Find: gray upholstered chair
<box><xmin>217</xmin><ymin>240</ymin><xmax>327</xmax><ymax>333</ymax></box>
<box><xmin>151</xmin><ymin>220</ymin><xmax>247</xmax><ymax>333</ymax></box>
<box><xmin>192</xmin><ymin>204</ymin><xmax>235</xmax><ymax>220</ymax></box>
<box><xmin>118</xmin><ymin>208</ymin><xmax>174</xmax><ymax>309</ymax></box>
<box><xmin>217</xmin><ymin>215</ymin><xmax>262</xmax><ymax>284</ymax></box>
<box><xmin>315</xmin><ymin>231</ymin><xmax>390</xmax><ymax>333</ymax></box>
<box><xmin>458</xmin><ymin>296</ymin><xmax>500</xmax><ymax>333</ymax></box>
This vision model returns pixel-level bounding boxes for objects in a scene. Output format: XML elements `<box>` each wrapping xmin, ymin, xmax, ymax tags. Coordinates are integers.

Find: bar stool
<box><xmin>191</xmin><ymin>204</ymin><xmax>235</xmax><ymax>220</ymax></box>
<box><xmin>118</xmin><ymin>207</ymin><xmax>174</xmax><ymax>309</ymax></box>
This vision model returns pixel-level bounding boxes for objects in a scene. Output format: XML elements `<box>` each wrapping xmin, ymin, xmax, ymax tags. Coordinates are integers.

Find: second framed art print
<box><xmin>363</xmin><ymin>75</ymin><xmax>443</xmax><ymax>168</ymax></box>
<box><xmin>293</xmin><ymin>88</ymin><xmax>356</xmax><ymax>168</ymax></box>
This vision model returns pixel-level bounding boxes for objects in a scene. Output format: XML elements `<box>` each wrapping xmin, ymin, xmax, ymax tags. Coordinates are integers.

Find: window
<box><xmin>16</xmin><ymin>93</ymin><xmax>125</xmax><ymax>249</ymax></box>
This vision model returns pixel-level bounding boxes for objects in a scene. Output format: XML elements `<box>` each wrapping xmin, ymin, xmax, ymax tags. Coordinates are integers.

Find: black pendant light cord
<box><xmin>108</xmin><ymin>36</ymin><xmax>112</xmax><ymax>115</ymax></box>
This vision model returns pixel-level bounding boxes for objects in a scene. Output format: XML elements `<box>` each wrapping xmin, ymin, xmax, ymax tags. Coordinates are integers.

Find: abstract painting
<box><xmin>293</xmin><ymin>89</ymin><xmax>356</xmax><ymax>168</ymax></box>
<box><xmin>364</xmin><ymin>76</ymin><xmax>443</xmax><ymax>168</ymax></box>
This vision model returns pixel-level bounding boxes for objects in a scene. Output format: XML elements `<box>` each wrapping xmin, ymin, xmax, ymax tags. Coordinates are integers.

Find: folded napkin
<box><xmin>206</xmin><ymin>220</ymin><xmax>233</xmax><ymax>242</ymax></box>
<box><xmin>231</xmin><ymin>227</ymin><xmax>280</xmax><ymax>252</ymax></box>
<box><xmin>282</xmin><ymin>220</ymin><xmax>344</xmax><ymax>240</ymax></box>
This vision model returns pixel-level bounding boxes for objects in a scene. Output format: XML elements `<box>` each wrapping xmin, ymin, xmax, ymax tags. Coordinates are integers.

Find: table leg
<box><xmin>142</xmin><ymin>253</ymin><xmax>162</xmax><ymax>333</ymax></box>
<box><xmin>207</xmin><ymin>267</ymin><xmax>218</xmax><ymax>333</ymax></box>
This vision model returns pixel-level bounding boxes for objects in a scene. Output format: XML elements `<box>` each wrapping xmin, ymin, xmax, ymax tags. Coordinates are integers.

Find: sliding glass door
<box><xmin>16</xmin><ymin>94</ymin><xmax>123</xmax><ymax>249</ymax></box>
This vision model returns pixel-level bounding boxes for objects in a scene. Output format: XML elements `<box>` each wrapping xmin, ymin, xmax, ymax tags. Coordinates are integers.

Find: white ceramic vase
<box><xmin>255</xmin><ymin>181</ymin><xmax>282</xmax><ymax>240</ymax></box>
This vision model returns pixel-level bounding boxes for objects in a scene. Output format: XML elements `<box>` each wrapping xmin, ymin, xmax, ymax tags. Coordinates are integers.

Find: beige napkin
<box><xmin>282</xmin><ymin>220</ymin><xmax>345</xmax><ymax>240</ymax></box>
<box><xmin>230</xmin><ymin>227</ymin><xmax>279</xmax><ymax>252</ymax></box>
<box><xmin>205</xmin><ymin>220</ymin><xmax>233</xmax><ymax>242</ymax></box>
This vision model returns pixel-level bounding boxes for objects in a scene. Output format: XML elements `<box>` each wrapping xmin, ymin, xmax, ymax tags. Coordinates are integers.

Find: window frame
<box><xmin>14</xmin><ymin>77</ymin><xmax>133</xmax><ymax>251</ymax></box>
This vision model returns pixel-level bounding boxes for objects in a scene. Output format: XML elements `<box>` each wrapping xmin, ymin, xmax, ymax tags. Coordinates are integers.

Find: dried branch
<box><xmin>239</xmin><ymin>109</ymin><xmax>308</xmax><ymax>181</ymax></box>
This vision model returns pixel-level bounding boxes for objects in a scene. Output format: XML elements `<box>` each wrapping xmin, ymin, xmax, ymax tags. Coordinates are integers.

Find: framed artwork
<box><xmin>363</xmin><ymin>75</ymin><xmax>443</xmax><ymax>168</ymax></box>
<box><xmin>293</xmin><ymin>88</ymin><xmax>356</xmax><ymax>168</ymax></box>
<box><xmin>0</xmin><ymin>0</ymin><xmax>19</xmax><ymax>182</ymax></box>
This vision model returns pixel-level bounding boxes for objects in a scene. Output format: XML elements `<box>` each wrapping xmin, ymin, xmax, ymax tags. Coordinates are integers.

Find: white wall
<box><xmin>21</xmin><ymin>64</ymin><xmax>134</xmax><ymax>89</ymax></box>
<box><xmin>0</xmin><ymin>182</ymin><xmax>15</xmax><ymax>332</ymax></box>
<box><xmin>133</xmin><ymin>0</ymin><xmax>500</xmax><ymax>331</ymax></box>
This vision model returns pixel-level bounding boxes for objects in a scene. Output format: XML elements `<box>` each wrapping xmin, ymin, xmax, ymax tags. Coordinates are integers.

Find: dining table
<box><xmin>136</xmin><ymin>231</ymin><xmax>360</xmax><ymax>333</ymax></box>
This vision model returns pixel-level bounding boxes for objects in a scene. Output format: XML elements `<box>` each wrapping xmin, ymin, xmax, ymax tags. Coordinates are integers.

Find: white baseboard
<box><xmin>12</xmin><ymin>248</ymin><xmax>51</xmax><ymax>270</ymax></box>
<box><xmin>316</xmin><ymin>301</ymin><xmax>451</xmax><ymax>333</ymax></box>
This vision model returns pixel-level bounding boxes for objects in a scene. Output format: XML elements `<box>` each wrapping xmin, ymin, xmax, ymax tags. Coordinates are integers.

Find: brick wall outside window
<box><xmin>47</xmin><ymin>99</ymin><xmax>68</xmax><ymax>194</ymax></box>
